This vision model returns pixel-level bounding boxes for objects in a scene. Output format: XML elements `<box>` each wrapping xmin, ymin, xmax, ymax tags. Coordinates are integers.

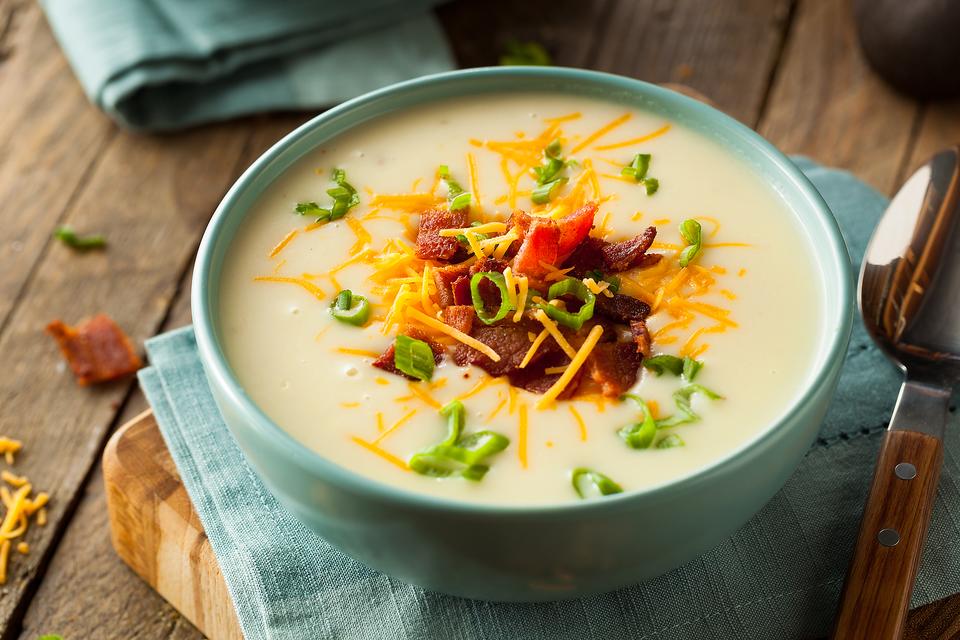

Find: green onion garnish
<box><xmin>642</xmin><ymin>354</ymin><xmax>703</xmax><ymax>380</ymax></box>
<box><xmin>529</xmin><ymin>139</ymin><xmax>571</xmax><ymax>204</ymax></box>
<box><xmin>53</xmin><ymin>226</ymin><xmax>106</xmax><ymax>250</ymax></box>
<box><xmin>618</xmin><ymin>394</ymin><xmax>658</xmax><ymax>449</ymax></box>
<box><xmin>438</xmin><ymin>165</ymin><xmax>473</xmax><ymax>211</ymax></box>
<box><xmin>678</xmin><ymin>218</ymin><xmax>702</xmax><ymax>267</ymax></box>
<box><xmin>642</xmin><ymin>354</ymin><xmax>684</xmax><ymax>377</ymax></box>
<box><xmin>294</xmin><ymin>168</ymin><xmax>359</xmax><ymax>223</ymax></box>
<box><xmin>539</xmin><ymin>277</ymin><xmax>596</xmax><ymax>330</ymax></box>
<box><xmin>393</xmin><ymin>335</ymin><xmax>435</xmax><ymax>381</ymax></box>
<box><xmin>571</xmin><ymin>468</ymin><xmax>623</xmax><ymax>499</ymax></box>
<box><xmin>328</xmin><ymin>289</ymin><xmax>371</xmax><ymax>327</ymax></box>
<box><xmin>531</xmin><ymin>176</ymin><xmax>568</xmax><ymax>204</ymax></box>
<box><xmin>654</xmin><ymin>383</ymin><xmax>723</xmax><ymax>428</ymax></box>
<box><xmin>682</xmin><ymin>356</ymin><xmax>702</xmax><ymax>381</ymax></box>
<box><xmin>620</xmin><ymin>153</ymin><xmax>659</xmax><ymax>195</ymax></box>
<box><xmin>409</xmin><ymin>400</ymin><xmax>510</xmax><ymax>481</ymax></box>
<box><xmin>499</xmin><ymin>40</ymin><xmax>552</xmax><ymax>66</ymax></box>
<box><xmin>656</xmin><ymin>433</ymin><xmax>685</xmax><ymax>449</ymax></box>
<box><xmin>470</xmin><ymin>272</ymin><xmax>516</xmax><ymax>325</ymax></box>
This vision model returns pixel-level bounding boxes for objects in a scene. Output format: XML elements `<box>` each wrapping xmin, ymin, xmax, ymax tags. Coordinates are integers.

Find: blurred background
<box><xmin>0</xmin><ymin>0</ymin><xmax>958</xmax><ymax>638</ymax></box>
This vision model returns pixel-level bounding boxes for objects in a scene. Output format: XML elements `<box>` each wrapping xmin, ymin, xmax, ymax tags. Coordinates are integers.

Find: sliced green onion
<box><xmin>409</xmin><ymin>401</ymin><xmax>510</xmax><ymax>482</ymax></box>
<box><xmin>620</xmin><ymin>153</ymin><xmax>659</xmax><ymax>195</ymax></box>
<box><xmin>499</xmin><ymin>40</ymin><xmax>552</xmax><ymax>66</ymax></box>
<box><xmin>470</xmin><ymin>272</ymin><xmax>516</xmax><ymax>325</ymax></box>
<box><xmin>656</xmin><ymin>433</ymin><xmax>685</xmax><ymax>449</ymax></box>
<box><xmin>438</xmin><ymin>165</ymin><xmax>472</xmax><ymax>210</ymax></box>
<box><xmin>540</xmin><ymin>277</ymin><xmax>596</xmax><ymax>330</ymax></box>
<box><xmin>393</xmin><ymin>335</ymin><xmax>435</xmax><ymax>381</ymax></box>
<box><xmin>642</xmin><ymin>354</ymin><xmax>684</xmax><ymax>377</ymax></box>
<box><xmin>678</xmin><ymin>218</ymin><xmax>702</xmax><ymax>267</ymax></box>
<box><xmin>682</xmin><ymin>356</ymin><xmax>702</xmax><ymax>381</ymax></box>
<box><xmin>531</xmin><ymin>176</ymin><xmax>568</xmax><ymax>204</ymax></box>
<box><xmin>439</xmin><ymin>399</ymin><xmax>465</xmax><ymax>446</ymax></box>
<box><xmin>655</xmin><ymin>383</ymin><xmax>723</xmax><ymax>428</ymax></box>
<box><xmin>533</xmin><ymin>156</ymin><xmax>565</xmax><ymax>184</ymax></box>
<box><xmin>329</xmin><ymin>289</ymin><xmax>371</xmax><ymax>326</ymax></box>
<box><xmin>621</xmin><ymin>153</ymin><xmax>651</xmax><ymax>181</ymax></box>
<box><xmin>450</xmin><ymin>192</ymin><xmax>472</xmax><ymax>211</ymax></box>
<box><xmin>294</xmin><ymin>168</ymin><xmax>359</xmax><ymax>223</ymax></box>
<box><xmin>545</xmin><ymin>138</ymin><xmax>562</xmax><ymax>158</ymax></box>
<box><xmin>53</xmin><ymin>226</ymin><xmax>106</xmax><ymax>250</ymax></box>
<box><xmin>618</xmin><ymin>394</ymin><xmax>658</xmax><ymax>449</ymax></box>
<box><xmin>571</xmin><ymin>468</ymin><xmax>623</xmax><ymax>499</ymax></box>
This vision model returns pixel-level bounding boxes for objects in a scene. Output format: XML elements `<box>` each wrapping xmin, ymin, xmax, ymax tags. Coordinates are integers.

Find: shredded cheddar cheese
<box><xmin>569</xmin><ymin>405</ymin><xmax>588</xmax><ymax>441</ymax></box>
<box><xmin>268</xmin><ymin>229</ymin><xmax>299</xmax><ymax>258</ymax></box>
<box><xmin>518</xmin><ymin>329</ymin><xmax>550</xmax><ymax>369</ymax></box>
<box><xmin>438</xmin><ymin>222</ymin><xmax>507</xmax><ymax>237</ymax></box>
<box><xmin>536</xmin><ymin>324</ymin><xmax>605</xmax><ymax>409</ymax></box>
<box><xmin>517</xmin><ymin>403</ymin><xmax>529</xmax><ymax>469</ymax></box>
<box><xmin>350</xmin><ymin>437</ymin><xmax>409</xmax><ymax>471</ymax></box>
<box><xmin>405</xmin><ymin>308</ymin><xmax>502</xmax><ymax>362</ymax></box>
<box><xmin>534</xmin><ymin>310</ymin><xmax>577</xmax><ymax>359</ymax></box>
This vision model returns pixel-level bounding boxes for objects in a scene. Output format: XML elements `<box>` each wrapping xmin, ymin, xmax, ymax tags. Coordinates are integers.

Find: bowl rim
<box><xmin>192</xmin><ymin>66</ymin><xmax>854</xmax><ymax>516</ymax></box>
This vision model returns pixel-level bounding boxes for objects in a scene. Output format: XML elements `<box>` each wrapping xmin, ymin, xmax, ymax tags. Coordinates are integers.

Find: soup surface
<box><xmin>219</xmin><ymin>92</ymin><xmax>823</xmax><ymax>505</ymax></box>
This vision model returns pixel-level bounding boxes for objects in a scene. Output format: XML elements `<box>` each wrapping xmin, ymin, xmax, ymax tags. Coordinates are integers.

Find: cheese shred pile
<box><xmin>0</xmin><ymin>439</ymin><xmax>49</xmax><ymax>584</ymax></box>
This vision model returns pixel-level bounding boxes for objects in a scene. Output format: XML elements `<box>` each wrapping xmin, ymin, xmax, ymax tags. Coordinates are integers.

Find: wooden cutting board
<box><xmin>103</xmin><ymin>410</ymin><xmax>243</xmax><ymax>639</ymax></box>
<box><xmin>104</xmin><ymin>412</ymin><xmax>960</xmax><ymax>640</ymax></box>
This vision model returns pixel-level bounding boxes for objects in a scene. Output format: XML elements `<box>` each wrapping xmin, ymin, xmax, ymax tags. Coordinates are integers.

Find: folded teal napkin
<box><xmin>39</xmin><ymin>0</ymin><xmax>454</xmax><ymax>131</ymax></box>
<box><xmin>139</xmin><ymin>158</ymin><xmax>960</xmax><ymax>639</ymax></box>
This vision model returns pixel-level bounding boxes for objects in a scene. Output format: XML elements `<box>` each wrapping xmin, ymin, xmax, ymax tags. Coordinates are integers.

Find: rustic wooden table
<box><xmin>1</xmin><ymin>0</ymin><xmax>959</xmax><ymax>637</ymax></box>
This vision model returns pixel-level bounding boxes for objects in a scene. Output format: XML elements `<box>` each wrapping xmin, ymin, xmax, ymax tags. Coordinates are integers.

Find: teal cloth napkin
<box><xmin>139</xmin><ymin>158</ymin><xmax>960</xmax><ymax>640</ymax></box>
<box><xmin>39</xmin><ymin>0</ymin><xmax>454</xmax><ymax>131</ymax></box>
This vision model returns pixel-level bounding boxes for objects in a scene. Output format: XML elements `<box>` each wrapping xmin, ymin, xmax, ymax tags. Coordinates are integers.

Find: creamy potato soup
<box><xmin>219</xmin><ymin>93</ymin><xmax>822</xmax><ymax>505</ymax></box>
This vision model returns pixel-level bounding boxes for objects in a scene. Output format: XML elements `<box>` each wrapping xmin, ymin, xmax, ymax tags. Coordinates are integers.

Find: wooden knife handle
<box><xmin>832</xmin><ymin>429</ymin><xmax>943</xmax><ymax>640</ymax></box>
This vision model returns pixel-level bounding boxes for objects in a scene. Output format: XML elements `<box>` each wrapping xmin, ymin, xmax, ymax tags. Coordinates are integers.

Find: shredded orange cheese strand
<box><xmin>438</xmin><ymin>222</ymin><xmax>506</xmax><ymax>237</ymax></box>
<box><xmin>253</xmin><ymin>276</ymin><xmax>325</xmax><ymax>301</ymax></box>
<box><xmin>373</xmin><ymin>409</ymin><xmax>418</xmax><ymax>445</ymax></box>
<box><xmin>336</xmin><ymin>347</ymin><xmax>381</xmax><ymax>358</ymax></box>
<box><xmin>347</xmin><ymin>218</ymin><xmax>372</xmax><ymax>254</ymax></box>
<box><xmin>534</xmin><ymin>310</ymin><xmax>577</xmax><ymax>359</ymax></box>
<box><xmin>405</xmin><ymin>308</ymin><xmax>501</xmax><ymax>362</ymax></box>
<box><xmin>594</xmin><ymin>123</ymin><xmax>671</xmax><ymax>151</ymax></box>
<box><xmin>569</xmin><ymin>405</ymin><xmax>588</xmax><ymax>441</ymax></box>
<box><xmin>350</xmin><ymin>437</ymin><xmax>409</xmax><ymax>471</ymax></box>
<box><xmin>517</xmin><ymin>403</ymin><xmax>529</xmax><ymax>469</ymax></box>
<box><xmin>536</xmin><ymin>324</ymin><xmax>605</xmax><ymax>409</ymax></box>
<box><xmin>518</xmin><ymin>329</ymin><xmax>550</xmax><ymax>369</ymax></box>
<box><xmin>407</xmin><ymin>381</ymin><xmax>441</xmax><ymax>409</ymax></box>
<box><xmin>570</xmin><ymin>113</ymin><xmax>631</xmax><ymax>154</ymax></box>
<box><xmin>268</xmin><ymin>229</ymin><xmax>298</xmax><ymax>258</ymax></box>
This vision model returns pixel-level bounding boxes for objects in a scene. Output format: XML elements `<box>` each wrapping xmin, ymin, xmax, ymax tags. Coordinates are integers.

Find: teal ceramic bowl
<box><xmin>192</xmin><ymin>67</ymin><xmax>853</xmax><ymax>602</ymax></box>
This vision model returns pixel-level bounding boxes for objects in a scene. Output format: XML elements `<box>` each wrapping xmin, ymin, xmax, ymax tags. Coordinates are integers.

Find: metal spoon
<box><xmin>832</xmin><ymin>146</ymin><xmax>960</xmax><ymax>639</ymax></box>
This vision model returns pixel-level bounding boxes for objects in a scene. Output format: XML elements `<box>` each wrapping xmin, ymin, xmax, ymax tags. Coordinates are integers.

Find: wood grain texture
<box><xmin>832</xmin><ymin>430</ymin><xmax>944</xmax><ymax>640</ymax></box>
<box><xmin>0</xmin><ymin>0</ymin><xmax>115</xmax><ymax>329</ymax></box>
<box><xmin>902</xmin><ymin>100</ymin><xmax>960</xmax><ymax>181</ymax></box>
<box><xmin>16</xmin><ymin>113</ymin><xmax>309</xmax><ymax>640</ymax></box>
<box><xmin>758</xmin><ymin>0</ymin><xmax>918</xmax><ymax>195</ymax></box>
<box><xmin>105</xmin><ymin>412</ymin><xmax>242</xmax><ymax>640</ymax></box>
<box><xmin>439</xmin><ymin>0</ymin><xmax>796</xmax><ymax>126</ymax></box>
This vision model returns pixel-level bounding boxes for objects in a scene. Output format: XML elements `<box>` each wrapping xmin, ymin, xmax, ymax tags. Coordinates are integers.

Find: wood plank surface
<box><xmin>758</xmin><ymin>0</ymin><xmax>918</xmax><ymax>195</ymax></box>
<box><xmin>4</xmin><ymin>0</ymin><xmax>960</xmax><ymax>637</ymax></box>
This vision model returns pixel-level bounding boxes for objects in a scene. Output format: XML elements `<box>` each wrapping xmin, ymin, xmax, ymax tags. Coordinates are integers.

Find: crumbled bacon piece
<box><xmin>507</xmin><ymin>351</ymin><xmax>582</xmax><ymax>398</ymax></box>
<box><xmin>372</xmin><ymin>329</ymin><xmax>444</xmax><ymax>380</ymax></box>
<box><xmin>561</xmin><ymin>236</ymin><xmax>609</xmax><ymax>277</ymax></box>
<box><xmin>442</xmin><ymin>306</ymin><xmax>474</xmax><ymax>336</ymax></box>
<box><xmin>46</xmin><ymin>314</ymin><xmax>141</xmax><ymax>386</ymax></box>
<box><xmin>586</xmin><ymin>341</ymin><xmax>644</xmax><ymax>397</ymax></box>
<box><xmin>600</xmin><ymin>226</ymin><xmax>658</xmax><ymax>272</ymax></box>
<box><xmin>512</xmin><ymin>218</ymin><xmax>560</xmax><ymax>278</ymax></box>
<box><xmin>432</xmin><ymin>263</ymin><xmax>472</xmax><ymax>308</ymax></box>
<box><xmin>415</xmin><ymin>209</ymin><xmax>468</xmax><ymax>260</ymax></box>
<box><xmin>630</xmin><ymin>320</ymin><xmax>652</xmax><ymax>357</ymax></box>
<box><xmin>451</xmin><ymin>275</ymin><xmax>472</xmax><ymax>305</ymax></box>
<box><xmin>453</xmin><ymin>324</ymin><xmax>559</xmax><ymax>377</ymax></box>
<box><xmin>470</xmin><ymin>256</ymin><xmax>509</xmax><ymax>275</ymax></box>
<box><xmin>594</xmin><ymin>293</ymin><xmax>651</xmax><ymax>324</ymax></box>
<box><xmin>556</xmin><ymin>203</ymin><xmax>597</xmax><ymax>260</ymax></box>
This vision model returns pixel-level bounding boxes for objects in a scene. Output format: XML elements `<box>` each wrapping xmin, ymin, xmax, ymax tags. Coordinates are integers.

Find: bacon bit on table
<box><xmin>45</xmin><ymin>314</ymin><xmax>141</xmax><ymax>386</ymax></box>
